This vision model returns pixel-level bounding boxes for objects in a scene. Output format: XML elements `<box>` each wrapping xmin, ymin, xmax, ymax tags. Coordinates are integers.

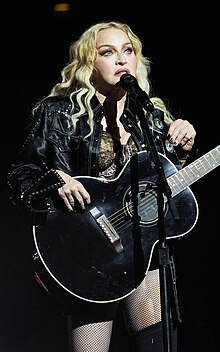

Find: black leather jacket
<box><xmin>7</xmin><ymin>94</ymin><xmax>185</xmax><ymax>212</ymax></box>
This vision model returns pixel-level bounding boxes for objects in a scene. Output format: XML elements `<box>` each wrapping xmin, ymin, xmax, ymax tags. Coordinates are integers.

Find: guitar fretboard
<box><xmin>169</xmin><ymin>145</ymin><xmax>220</xmax><ymax>196</ymax></box>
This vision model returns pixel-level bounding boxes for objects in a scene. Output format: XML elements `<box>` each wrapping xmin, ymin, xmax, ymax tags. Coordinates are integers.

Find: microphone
<box><xmin>120</xmin><ymin>74</ymin><xmax>154</xmax><ymax>112</ymax></box>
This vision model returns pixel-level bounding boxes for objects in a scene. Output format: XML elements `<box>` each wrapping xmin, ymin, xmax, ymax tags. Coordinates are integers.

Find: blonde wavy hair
<box><xmin>48</xmin><ymin>21</ymin><xmax>172</xmax><ymax>135</ymax></box>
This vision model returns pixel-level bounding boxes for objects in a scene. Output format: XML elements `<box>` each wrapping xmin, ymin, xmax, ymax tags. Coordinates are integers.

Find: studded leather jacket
<box><xmin>7</xmin><ymin>94</ymin><xmax>188</xmax><ymax>213</ymax></box>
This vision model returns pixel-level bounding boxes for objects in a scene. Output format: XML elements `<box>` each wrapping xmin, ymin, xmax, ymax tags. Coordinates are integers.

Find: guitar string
<box><xmin>106</xmin><ymin>147</ymin><xmax>220</xmax><ymax>231</ymax></box>
<box><xmin>89</xmin><ymin>147</ymin><xmax>220</xmax><ymax>236</ymax></box>
<box><xmin>107</xmin><ymin>190</ymin><xmax>159</xmax><ymax>229</ymax></box>
<box><xmin>102</xmin><ymin>161</ymin><xmax>201</xmax><ymax>229</ymax></box>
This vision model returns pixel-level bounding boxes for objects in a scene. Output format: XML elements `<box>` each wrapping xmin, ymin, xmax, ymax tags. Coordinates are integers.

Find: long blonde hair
<box><xmin>48</xmin><ymin>21</ymin><xmax>172</xmax><ymax>135</ymax></box>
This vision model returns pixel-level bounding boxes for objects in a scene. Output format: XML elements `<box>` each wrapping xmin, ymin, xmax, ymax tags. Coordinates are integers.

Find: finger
<box><xmin>169</xmin><ymin>124</ymin><xmax>194</xmax><ymax>145</ymax></box>
<box><xmin>63</xmin><ymin>197</ymin><xmax>74</xmax><ymax>212</ymax></box>
<box><xmin>80</xmin><ymin>190</ymin><xmax>91</xmax><ymax>204</ymax></box>
<box><xmin>168</xmin><ymin>119</ymin><xmax>190</xmax><ymax>135</ymax></box>
<box><xmin>181</xmin><ymin>137</ymin><xmax>194</xmax><ymax>150</ymax></box>
<box><xmin>74</xmin><ymin>194</ymin><xmax>87</xmax><ymax>210</ymax></box>
<box><xmin>167</xmin><ymin>119</ymin><xmax>184</xmax><ymax>137</ymax></box>
<box><xmin>74</xmin><ymin>181</ymin><xmax>91</xmax><ymax>204</ymax></box>
<box><xmin>173</xmin><ymin>127</ymin><xmax>188</xmax><ymax>144</ymax></box>
<box><xmin>58</xmin><ymin>188</ymin><xmax>74</xmax><ymax>211</ymax></box>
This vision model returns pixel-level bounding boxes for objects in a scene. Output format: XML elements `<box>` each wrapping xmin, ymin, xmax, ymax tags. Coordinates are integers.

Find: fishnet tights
<box><xmin>122</xmin><ymin>268</ymin><xmax>161</xmax><ymax>334</ymax></box>
<box><xmin>70</xmin><ymin>269</ymin><xmax>161</xmax><ymax>351</ymax></box>
<box><xmin>70</xmin><ymin>320</ymin><xmax>113</xmax><ymax>352</ymax></box>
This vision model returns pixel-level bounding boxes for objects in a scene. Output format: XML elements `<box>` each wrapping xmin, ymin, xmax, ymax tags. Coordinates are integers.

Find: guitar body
<box><xmin>33</xmin><ymin>151</ymin><xmax>198</xmax><ymax>303</ymax></box>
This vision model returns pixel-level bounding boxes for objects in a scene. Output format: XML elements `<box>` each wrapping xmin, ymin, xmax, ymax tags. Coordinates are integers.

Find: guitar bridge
<box><xmin>89</xmin><ymin>207</ymin><xmax>123</xmax><ymax>253</ymax></box>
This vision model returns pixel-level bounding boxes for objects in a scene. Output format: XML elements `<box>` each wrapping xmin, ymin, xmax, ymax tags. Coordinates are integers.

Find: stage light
<box><xmin>54</xmin><ymin>2</ymin><xmax>70</xmax><ymax>13</ymax></box>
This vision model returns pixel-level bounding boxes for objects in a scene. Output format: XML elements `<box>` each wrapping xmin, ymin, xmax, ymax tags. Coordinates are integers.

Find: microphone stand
<box><xmin>137</xmin><ymin>99</ymin><xmax>180</xmax><ymax>352</ymax></box>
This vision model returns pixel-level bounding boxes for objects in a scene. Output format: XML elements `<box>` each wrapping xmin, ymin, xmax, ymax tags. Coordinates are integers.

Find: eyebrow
<box><xmin>96</xmin><ymin>42</ymin><xmax>131</xmax><ymax>50</ymax></box>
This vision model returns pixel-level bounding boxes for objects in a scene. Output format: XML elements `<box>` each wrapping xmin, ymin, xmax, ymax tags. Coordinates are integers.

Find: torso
<box><xmin>98</xmin><ymin>130</ymin><xmax>138</xmax><ymax>180</ymax></box>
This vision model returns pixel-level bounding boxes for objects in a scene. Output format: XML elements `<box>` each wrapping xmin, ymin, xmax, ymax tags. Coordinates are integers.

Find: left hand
<box><xmin>167</xmin><ymin>119</ymin><xmax>196</xmax><ymax>151</ymax></box>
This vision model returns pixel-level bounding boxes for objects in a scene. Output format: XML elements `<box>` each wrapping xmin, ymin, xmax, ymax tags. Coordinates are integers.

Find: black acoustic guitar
<box><xmin>33</xmin><ymin>145</ymin><xmax>220</xmax><ymax>303</ymax></box>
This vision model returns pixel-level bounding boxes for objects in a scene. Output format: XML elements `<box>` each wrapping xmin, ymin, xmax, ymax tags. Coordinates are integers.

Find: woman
<box><xmin>7</xmin><ymin>21</ymin><xmax>196</xmax><ymax>351</ymax></box>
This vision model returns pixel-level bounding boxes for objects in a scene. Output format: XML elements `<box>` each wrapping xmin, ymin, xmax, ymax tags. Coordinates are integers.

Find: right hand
<box><xmin>56</xmin><ymin>170</ymin><xmax>91</xmax><ymax>212</ymax></box>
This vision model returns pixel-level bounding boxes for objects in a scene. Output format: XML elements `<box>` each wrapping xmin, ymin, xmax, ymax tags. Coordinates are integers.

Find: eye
<box><xmin>124</xmin><ymin>47</ymin><xmax>133</xmax><ymax>54</ymax></box>
<box><xmin>99</xmin><ymin>49</ymin><xmax>113</xmax><ymax>56</ymax></box>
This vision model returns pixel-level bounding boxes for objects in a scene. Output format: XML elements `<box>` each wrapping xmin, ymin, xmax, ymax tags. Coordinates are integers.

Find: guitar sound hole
<box><xmin>123</xmin><ymin>181</ymin><xmax>167</xmax><ymax>226</ymax></box>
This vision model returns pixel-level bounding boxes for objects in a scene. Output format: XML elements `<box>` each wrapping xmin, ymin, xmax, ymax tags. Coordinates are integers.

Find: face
<box><xmin>93</xmin><ymin>28</ymin><xmax>137</xmax><ymax>93</ymax></box>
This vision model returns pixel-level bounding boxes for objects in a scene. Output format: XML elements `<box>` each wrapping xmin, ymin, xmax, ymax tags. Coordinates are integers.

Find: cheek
<box><xmin>94</xmin><ymin>59</ymin><xmax>111</xmax><ymax>72</ymax></box>
<box><xmin>94</xmin><ymin>61</ymin><xmax>113</xmax><ymax>79</ymax></box>
<box><xmin>130</xmin><ymin>57</ymin><xmax>138</xmax><ymax>70</ymax></box>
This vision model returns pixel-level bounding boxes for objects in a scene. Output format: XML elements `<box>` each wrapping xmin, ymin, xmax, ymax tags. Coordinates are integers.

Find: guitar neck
<box><xmin>168</xmin><ymin>145</ymin><xmax>220</xmax><ymax>196</ymax></box>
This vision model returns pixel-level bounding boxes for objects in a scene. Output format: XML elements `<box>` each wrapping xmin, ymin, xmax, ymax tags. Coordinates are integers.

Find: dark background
<box><xmin>1</xmin><ymin>1</ymin><xmax>219</xmax><ymax>351</ymax></box>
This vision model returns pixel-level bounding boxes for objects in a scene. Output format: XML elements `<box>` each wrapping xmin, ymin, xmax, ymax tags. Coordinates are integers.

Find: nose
<box><xmin>116</xmin><ymin>54</ymin><xmax>127</xmax><ymax>65</ymax></box>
